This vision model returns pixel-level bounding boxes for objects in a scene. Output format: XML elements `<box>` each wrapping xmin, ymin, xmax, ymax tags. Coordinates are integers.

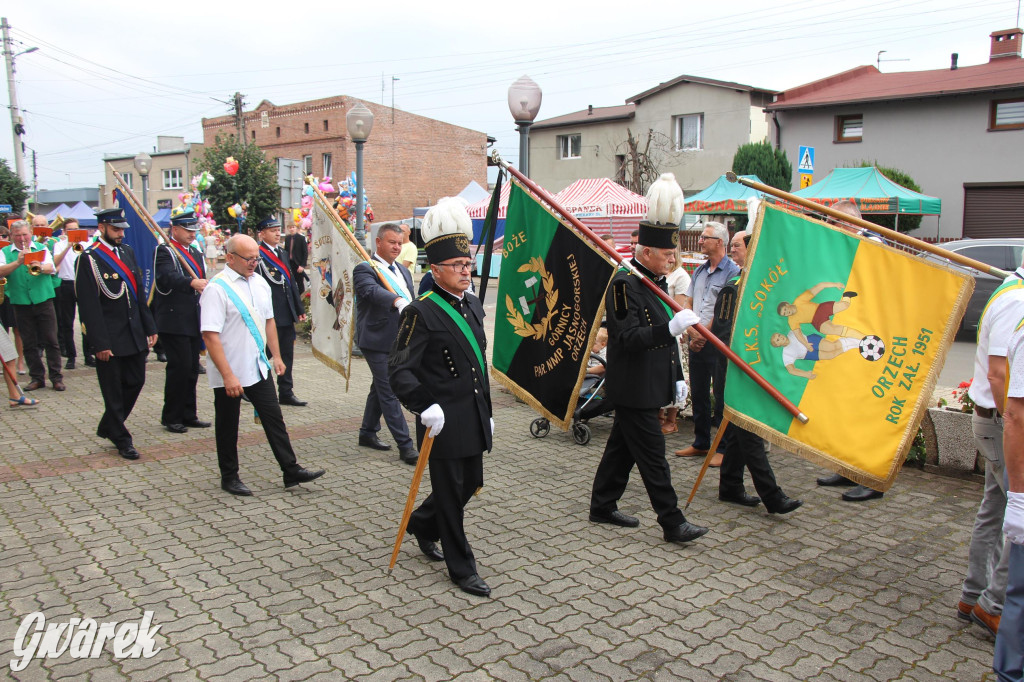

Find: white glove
<box><xmin>1005</xmin><ymin>491</ymin><xmax>1024</xmax><ymax>545</ymax></box>
<box><xmin>675</xmin><ymin>380</ymin><xmax>688</xmax><ymax>405</ymax></box>
<box><xmin>668</xmin><ymin>309</ymin><xmax>700</xmax><ymax>336</ymax></box>
<box><xmin>421</xmin><ymin>403</ymin><xmax>445</xmax><ymax>438</ymax></box>
<box><xmin>490</xmin><ymin>418</ymin><xmax>495</xmax><ymax>436</ymax></box>
<box><xmin>395</xmin><ymin>297</ymin><xmax>410</xmax><ymax>313</ymax></box>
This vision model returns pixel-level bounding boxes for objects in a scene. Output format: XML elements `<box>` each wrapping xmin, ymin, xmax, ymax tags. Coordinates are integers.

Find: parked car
<box><xmin>921</xmin><ymin>238</ymin><xmax>1024</xmax><ymax>333</ymax></box>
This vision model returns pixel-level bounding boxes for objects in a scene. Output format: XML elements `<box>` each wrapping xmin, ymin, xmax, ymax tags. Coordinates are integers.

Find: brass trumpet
<box><xmin>72</xmin><ymin>242</ymin><xmax>86</xmax><ymax>253</ymax></box>
<box><xmin>28</xmin><ymin>263</ymin><xmax>43</xmax><ymax>276</ymax></box>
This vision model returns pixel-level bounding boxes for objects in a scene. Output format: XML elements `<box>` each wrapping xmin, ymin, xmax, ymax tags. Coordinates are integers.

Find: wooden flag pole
<box><xmin>684</xmin><ymin>417</ymin><xmax>730</xmax><ymax>510</ymax></box>
<box><xmin>388</xmin><ymin>436</ymin><xmax>435</xmax><ymax>571</ymax></box>
<box><xmin>727</xmin><ymin>172</ymin><xmax>1010</xmax><ymax>280</ymax></box>
<box><xmin>2</xmin><ymin>357</ymin><xmax>27</xmax><ymax>400</ymax></box>
<box><xmin>310</xmin><ymin>185</ymin><xmax>396</xmax><ymax>295</ymax></box>
<box><xmin>108</xmin><ymin>165</ymin><xmax>199</xmax><ymax>279</ymax></box>
<box><xmin>492</xmin><ymin>151</ymin><xmax>807</xmax><ymax>424</ymax></box>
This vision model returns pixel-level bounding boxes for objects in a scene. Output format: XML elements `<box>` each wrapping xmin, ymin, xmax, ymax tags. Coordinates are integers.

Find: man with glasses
<box><xmin>354</xmin><ymin>223</ymin><xmax>418</xmax><ymax>465</ymax></box>
<box><xmin>200</xmin><ymin>234</ymin><xmax>325</xmax><ymax>496</ymax></box>
<box><xmin>390</xmin><ymin>198</ymin><xmax>494</xmax><ymax>597</ymax></box>
<box><xmin>676</xmin><ymin>222</ymin><xmax>740</xmax><ymax>464</ymax></box>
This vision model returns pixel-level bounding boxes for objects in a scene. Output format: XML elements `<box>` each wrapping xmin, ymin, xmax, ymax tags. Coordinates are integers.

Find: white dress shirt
<box><xmin>200</xmin><ymin>267</ymin><xmax>275</xmax><ymax>389</ymax></box>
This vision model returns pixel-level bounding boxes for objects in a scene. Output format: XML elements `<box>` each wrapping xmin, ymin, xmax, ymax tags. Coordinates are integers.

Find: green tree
<box><xmin>846</xmin><ymin>160</ymin><xmax>923</xmax><ymax>233</ymax></box>
<box><xmin>732</xmin><ymin>140</ymin><xmax>792</xmax><ymax>192</ymax></box>
<box><xmin>194</xmin><ymin>136</ymin><xmax>279</xmax><ymax>234</ymax></box>
<box><xmin>0</xmin><ymin>158</ymin><xmax>29</xmax><ymax>214</ymax></box>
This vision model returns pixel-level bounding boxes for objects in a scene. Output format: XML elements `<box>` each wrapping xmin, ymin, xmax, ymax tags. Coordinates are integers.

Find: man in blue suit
<box><xmin>354</xmin><ymin>223</ymin><xmax>417</xmax><ymax>465</ymax></box>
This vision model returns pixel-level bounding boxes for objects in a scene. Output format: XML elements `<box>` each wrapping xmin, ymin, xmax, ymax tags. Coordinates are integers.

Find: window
<box><xmin>990</xmin><ymin>98</ymin><xmax>1024</xmax><ymax>130</ymax></box>
<box><xmin>557</xmin><ymin>134</ymin><xmax>581</xmax><ymax>159</ymax></box>
<box><xmin>304</xmin><ymin>122</ymin><xmax>310</xmax><ymax>134</ymax></box>
<box><xmin>260</xmin><ymin>111</ymin><xmax>269</xmax><ymax>128</ymax></box>
<box><xmin>121</xmin><ymin>172</ymin><xmax>133</xmax><ymax>190</ymax></box>
<box><xmin>323</xmin><ymin>120</ymin><xmax>329</xmax><ymax>132</ymax></box>
<box><xmin>162</xmin><ymin>168</ymin><xmax>183</xmax><ymax>190</ymax></box>
<box><xmin>835</xmin><ymin>114</ymin><xmax>863</xmax><ymax>143</ymax></box>
<box><xmin>250</xmin><ymin>129</ymin><xmax>255</xmax><ymax>140</ymax></box>
<box><xmin>675</xmin><ymin>113</ymin><xmax>704</xmax><ymax>150</ymax></box>
<box><xmin>303</xmin><ymin>155</ymin><xmax>313</xmax><ymax>175</ymax></box>
<box><xmin>322</xmin><ymin>153</ymin><xmax>332</xmax><ymax>179</ymax></box>
<box><xmin>276</xmin><ymin>126</ymin><xmax>281</xmax><ymax>138</ymax></box>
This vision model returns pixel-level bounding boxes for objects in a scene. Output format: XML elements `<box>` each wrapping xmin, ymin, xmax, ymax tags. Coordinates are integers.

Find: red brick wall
<box><xmin>202</xmin><ymin>96</ymin><xmax>488</xmax><ymax>222</ymax></box>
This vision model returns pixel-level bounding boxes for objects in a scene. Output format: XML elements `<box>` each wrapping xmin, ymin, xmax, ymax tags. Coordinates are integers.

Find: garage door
<box><xmin>963</xmin><ymin>184</ymin><xmax>1024</xmax><ymax>238</ymax></box>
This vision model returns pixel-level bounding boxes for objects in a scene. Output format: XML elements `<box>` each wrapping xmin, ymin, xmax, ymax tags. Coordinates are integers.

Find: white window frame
<box><xmin>121</xmin><ymin>172</ymin><xmax>133</xmax><ymax>190</ymax></box>
<box><xmin>261</xmin><ymin>111</ymin><xmax>270</xmax><ymax>128</ymax></box>
<box><xmin>322</xmin><ymin>153</ymin><xmax>333</xmax><ymax>179</ymax></box>
<box><xmin>675</xmin><ymin>113</ymin><xmax>704</xmax><ymax>151</ymax></box>
<box><xmin>991</xmin><ymin>98</ymin><xmax>1024</xmax><ymax>130</ymax></box>
<box><xmin>162</xmin><ymin>168</ymin><xmax>183</xmax><ymax>190</ymax></box>
<box><xmin>303</xmin><ymin>155</ymin><xmax>313</xmax><ymax>175</ymax></box>
<box><xmin>557</xmin><ymin>133</ymin><xmax>582</xmax><ymax>160</ymax></box>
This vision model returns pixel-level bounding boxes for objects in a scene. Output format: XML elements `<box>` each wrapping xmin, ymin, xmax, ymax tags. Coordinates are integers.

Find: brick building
<box><xmin>201</xmin><ymin>96</ymin><xmax>489</xmax><ymax>223</ymax></box>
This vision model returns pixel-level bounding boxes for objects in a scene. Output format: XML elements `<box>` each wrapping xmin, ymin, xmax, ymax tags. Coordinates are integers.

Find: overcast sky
<box><xmin>3</xmin><ymin>0</ymin><xmax>1019</xmax><ymax>193</ymax></box>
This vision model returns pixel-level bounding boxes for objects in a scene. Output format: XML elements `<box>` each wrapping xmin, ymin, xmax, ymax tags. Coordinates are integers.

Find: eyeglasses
<box><xmin>436</xmin><ymin>262</ymin><xmax>473</xmax><ymax>273</ymax></box>
<box><xmin>230</xmin><ymin>252</ymin><xmax>259</xmax><ymax>266</ymax></box>
<box><xmin>698</xmin><ymin>235</ymin><xmax>720</xmax><ymax>242</ymax></box>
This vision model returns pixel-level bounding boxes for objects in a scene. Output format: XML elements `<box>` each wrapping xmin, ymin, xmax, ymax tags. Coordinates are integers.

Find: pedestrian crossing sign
<box><xmin>798</xmin><ymin>146</ymin><xmax>814</xmax><ymax>173</ymax></box>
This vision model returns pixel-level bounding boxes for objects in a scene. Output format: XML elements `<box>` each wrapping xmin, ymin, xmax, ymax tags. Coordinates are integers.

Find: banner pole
<box><xmin>310</xmin><ymin>185</ymin><xmax>396</xmax><ymax>295</ymax></box>
<box><xmin>727</xmin><ymin>172</ymin><xmax>1010</xmax><ymax>280</ymax></box>
<box><xmin>492</xmin><ymin>151</ymin><xmax>807</xmax><ymax>424</ymax></box>
<box><xmin>388</xmin><ymin>436</ymin><xmax>434</xmax><ymax>570</ymax></box>
<box><xmin>684</xmin><ymin>416</ymin><xmax>730</xmax><ymax>510</ymax></box>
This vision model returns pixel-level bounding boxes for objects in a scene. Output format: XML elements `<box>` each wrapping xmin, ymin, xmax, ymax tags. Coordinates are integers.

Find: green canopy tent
<box><xmin>685</xmin><ymin>174</ymin><xmax>766</xmax><ymax>214</ymax></box>
<box><xmin>775</xmin><ymin>166</ymin><xmax>941</xmax><ymax>231</ymax></box>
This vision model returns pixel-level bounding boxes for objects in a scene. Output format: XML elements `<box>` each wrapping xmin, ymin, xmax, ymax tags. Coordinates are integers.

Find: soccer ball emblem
<box><xmin>859</xmin><ymin>335</ymin><xmax>885</xmax><ymax>361</ymax></box>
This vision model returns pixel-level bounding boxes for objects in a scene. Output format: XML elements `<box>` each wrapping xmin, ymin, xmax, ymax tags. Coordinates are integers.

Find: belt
<box><xmin>976</xmin><ymin>406</ymin><xmax>999</xmax><ymax>419</ymax></box>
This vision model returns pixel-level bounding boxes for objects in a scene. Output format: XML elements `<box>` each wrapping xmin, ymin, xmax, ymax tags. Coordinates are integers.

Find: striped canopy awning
<box><xmin>553</xmin><ymin>178</ymin><xmax>646</xmax><ymax>216</ymax></box>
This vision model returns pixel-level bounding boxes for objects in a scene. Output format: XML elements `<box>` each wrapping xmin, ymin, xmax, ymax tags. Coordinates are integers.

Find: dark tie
<box><xmin>389</xmin><ymin>264</ymin><xmax>397</xmax><ymax>275</ymax></box>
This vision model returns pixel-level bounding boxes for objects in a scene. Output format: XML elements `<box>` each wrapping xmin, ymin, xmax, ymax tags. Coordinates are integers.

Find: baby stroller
<box><xmin>529</xmin><ymin>354</ymin><xmax>615</xmax><ymax>445</ymax></box>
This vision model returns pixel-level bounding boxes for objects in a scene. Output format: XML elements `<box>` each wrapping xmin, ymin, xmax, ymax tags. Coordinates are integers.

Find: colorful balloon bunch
<box><xmin>333</xmin><ymin>172</ymin><xmax>374</xmax><ymax>224</ymax></box>
<box><xmin>171</xmin><ymin>171</ymin><xmax>218</xmax><ymax>232</ymax></box>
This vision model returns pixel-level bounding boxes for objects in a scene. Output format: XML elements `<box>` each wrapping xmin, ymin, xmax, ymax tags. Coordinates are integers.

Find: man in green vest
<box><xmin>0</xmin><ymin>220</ymin><xmax>64</xmax><ymax>391</ymax></box>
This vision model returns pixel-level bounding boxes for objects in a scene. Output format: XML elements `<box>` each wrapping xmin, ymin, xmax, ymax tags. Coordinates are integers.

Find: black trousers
<box><xmin>160</xmin><ymin>333</ymin><xmax>201</xmax><ymax>425</ymax></box>
<box><xmin>688</xmin><ymin>347</ymin><xmax>726</xmax><ymax>451</ymax></box>
<box><xmin>13</xmin><ymin>301</ymin><xmax>62</xmax><ymax>384</ymax></box>
<box><xmin>408</xmin><ymin>454</ymin><xmax>483</xmax><ymax>581</ymax></box>
<box><xmin>719</xmin><ymin>423</ymin><xmax>785</xmax><ymax>506</ymax></box>
<box><xmin>591</xmin><ymin>406</ymin><xmax>685</xmax><ymax>530</ymax></box>
<box><xmin>213</xmin><ymin>374</ymin><xmax>299</xmax><ymax>481</ymax></box>
<box><xmin>269</xmin><ymin>324</ymin><xmax>297</xmax><ymax>399</ymax></box>
<box><xmin>55</xmin><ymin>279</ymin><xmax>77</xmax><ymax>358</ymax></box>
<box><xmin>359</xmin><ymin>348</ymin><xmax>413</xmax><ymax>449</ymax></box>
<box><xmin>95</xmin><ymin>349</ymin><xmax>147</xmax><ymax>449</ymax></box>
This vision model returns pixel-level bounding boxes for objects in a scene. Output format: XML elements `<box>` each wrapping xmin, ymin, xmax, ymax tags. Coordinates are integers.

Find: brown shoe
<box><xmin>956</xmin><ymin>600</ymin><xmax>974</xmax><ymax>621</ymax></box>
<box><xmin>52</xmin><ymin>381</ymin><xmax>66</xmax><ymax>392</ymax></box>
<box><xmin>709</xmin><ymin>452</ymin><xmax>724</xmax><ymax>467</ymax></box>
<box><xmin>24</xmin><ymin>380</ymin><xmax>44</xmax><ymax>391</ymax></box>
<box><xmin>675</xmin><ymin>446</ymin><xmax>708</xmax><ymax>457</ymax></box>
<box><xmin>970</xmin><ymin>603</ymin><xmax>1000</xmax><ymax>636</ymax></box>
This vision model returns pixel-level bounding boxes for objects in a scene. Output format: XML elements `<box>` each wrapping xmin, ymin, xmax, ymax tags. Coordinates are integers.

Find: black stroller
<box><xmin>529</xmin><ymin>354</ymin><xmax>615</xmax><ymax>445</ymax></box>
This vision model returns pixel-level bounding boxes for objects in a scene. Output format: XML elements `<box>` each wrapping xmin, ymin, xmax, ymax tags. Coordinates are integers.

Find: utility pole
<box><xmin>233</xmin><ymin>92</ymin><xmax>246</xmax><ymax>146</ymax></box>
<box><xmin>31</xmin><ymin>148</ymin><xmax>37</xmax><ymax>207</ymax></box>
<box><xmin>2</xmin><ymin>17</ymin><xmax>27</xmax><ymax>184</ymax></box>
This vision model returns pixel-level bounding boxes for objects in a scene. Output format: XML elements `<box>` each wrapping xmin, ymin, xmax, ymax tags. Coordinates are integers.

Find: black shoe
<box><xmin>719</xmin><ymin>491</ymin><xmax>761</xmax><ymax>507</ymax></box>
<box><xmin>399</xmin><ymin>447</ymin><xmax>418</xmax><ymax>465</ymax></box>
<box><xmin>842</xmin><ymin>485</ymin><xmax>884</xmax><ymax>502</ymax></box>
<box><xmin>64</xmin><ymin>359</ymin><xmax>75</xmax><ymax>370</ymax></box>
<box><xmin>156</xmin><ymin>352</ymin><xmax>167</xmax><ymax>363</ymax></box>
<box><xmin>589</xmin><ymin>510</ymin><xmax>640</xmax><ymax>528</ymax></box>
<box><xmin>164</xmin><ymin>423</ymin><xmax>188</xmax><ymax>434</ymax></box>
<box><xmin>817</xmin><ymin>473</ymin><xmax>855</xmax><ymax>487</ymax></box>
<box><xmin>766</xmin><ymin>496</ymin><xmax>803</xmax><ymax>514</ymax></box>
<box><xmin>358</xmin><ymin>434</ymin><xmax>392</xmax><ymax>451</ymax></box>
<box><xmin>284</xmin><ymin>468</ymin><xmax>325</xmax><ymax>488</ymax></box>
<box><xmin>118</xmin><ymin>445</ymin><xmax>139</xmax><ymax>460</ymax></box>
<box><xmin>410</xmin><ymin>531</ymin><xmax>444</xmax><ymax>561</ymax></box>
<box><xmin>222</xmin><ymin>478</ymin><xmax>252</xmax><ymax>496</ymax></box>
<box><xmin>454</xmin><ymin>574</ymin><xmax>491</xmax><ymax>597</ymax></box>
<box><xmin>84</xmin><ymin>356</ymin><xmax>97</xmax><ymax>367</ymax></box>
<box><xmin>279</xmin><ymin>394</ymin><xmax>308</xmax><ymax>407</ymax></box>
<box><xmin>664</xmin><ymin>522</ymin><xmax>709</xmax><ymax>544</ymax></box>
<box><xmin>182</xmin><ymin>418</ymin><xmax>211</xmax><ymax>428</ymax></box>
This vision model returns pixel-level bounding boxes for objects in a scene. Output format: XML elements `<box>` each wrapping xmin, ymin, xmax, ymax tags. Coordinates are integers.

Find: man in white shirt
<box><xmin>53</xmin><ymin>219</ymin><xmax>81</xmax><ymax>369</ymax></box>
<box><xmin>200</xmin><ymin>234</ymin><xmax>325</xmax><ymax>496</ymax></box>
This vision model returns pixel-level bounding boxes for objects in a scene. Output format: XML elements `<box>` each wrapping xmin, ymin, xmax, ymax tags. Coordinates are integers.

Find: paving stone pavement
<box><xmin>0</xmin><ymin>323</ymin><xmax>1000</xmax><ymax>680</ymax></box>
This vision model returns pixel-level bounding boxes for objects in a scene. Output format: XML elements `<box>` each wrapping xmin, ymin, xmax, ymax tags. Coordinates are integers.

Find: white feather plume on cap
<box><xmin>645</xmin><ymin>173</ymin><xmax>685</xmax><ymax>226</ymax></box>
<box><xmin>422</xmin><ymin>197</ymin><xmax>472</xmax><ymax>242</ymax></box>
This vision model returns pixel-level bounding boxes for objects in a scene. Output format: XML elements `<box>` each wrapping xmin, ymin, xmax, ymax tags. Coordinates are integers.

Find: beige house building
<box><xmin>528</xmin><ymin>75</ymin><xmax>776</xmax><ymax>195</ymax></box>
<box><xmin>101</xmin><ymin>136</ymin><xmax>205</xmax><ymax>212</ymax></box>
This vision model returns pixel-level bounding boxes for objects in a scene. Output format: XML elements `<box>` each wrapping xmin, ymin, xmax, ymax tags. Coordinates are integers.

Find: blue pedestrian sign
<box><xmin>0</xmin><ymin>204</ymin><xmax>11</xmax><ymax>213</ymax></box>
<box><xmin>797</xmin><ymin>146</ymin><xmax>814</xmax><ymax>173</ymax></box>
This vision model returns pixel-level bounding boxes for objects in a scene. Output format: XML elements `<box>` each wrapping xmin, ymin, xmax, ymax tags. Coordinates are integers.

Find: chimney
<box><xmin>990</xmin><ymin>28</ymin><xmax>1023</xmax><ymax>61</ymax></box>
<box><xmin>951</xmin><ymin>53</ymin><xmax>958</xmax><ymax>70</ymax></box>
<box><xmin>588</xmin><ymin>104</ymin><xmax>593</xmax><ymax>115</ymax></box>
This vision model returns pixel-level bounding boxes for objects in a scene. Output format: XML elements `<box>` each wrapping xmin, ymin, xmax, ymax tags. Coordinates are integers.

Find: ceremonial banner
<box><xmin>309</xmin><ymin>200</ymin><xmax>357</xmax><ymax>390</ymax></box>
<box><xmin>725</xmin><ymin>203</ymin><xmax>974</xmax><ymax>490</ymax></box>
<box><xmin>492</xmin><ymin>180</ymin><xmax>616</xmax><ymax>429</ymax></box>
<box><xmin>115</xmin><ymin>188</ymin><xmax>159</xmax><ymax>298</ymax></box>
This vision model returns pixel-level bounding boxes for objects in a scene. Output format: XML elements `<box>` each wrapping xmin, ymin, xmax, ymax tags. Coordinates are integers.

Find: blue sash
<box><xmin>212</xmin><ymin>274</ymin><xmax>272</xmax><ymax>374</ymax></box>
<box><xmin>373</xmin><ymin>260</ymin><xmax>411</xmax><ymax>301</ymax></box>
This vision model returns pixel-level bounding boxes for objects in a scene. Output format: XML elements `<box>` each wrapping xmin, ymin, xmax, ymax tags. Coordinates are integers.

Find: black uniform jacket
<box><xmin>257</xmin><ymin>243</ymin><xmax>303</xmax><ymax>326</ymax></box>
<box><xmin>75</xmin><ymin>241</ymin><xmax>156</xmax><ymax>356</ymax></box>
<box><xmin>153</xmin><ymin>241</ymin><xmax>204</xmax><ymax>337</ymax></box>
<box><xmin>604</xmin><ymin>259</ymin><xmax>679</xmax><ymax>410</ymax></box>
<box><xmin>388</xmin><ymin>285</ymin><xmax>492</xmax><ymax>459</ymax></box>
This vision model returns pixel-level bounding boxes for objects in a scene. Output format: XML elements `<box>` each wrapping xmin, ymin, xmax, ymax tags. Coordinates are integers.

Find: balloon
<box><xmin>303</xmin><ymin>184</ymin><xmax>315</xmax><ymax>197</ymax></box>
<box><xmin>300</xmin><ymin>217</ymin><xmax>312</xmax><ymax>230</ymax></box>
<box><xmin>223</xmin><ymin>157</ymin><xmax>239</xmax><ymax>176</ymax></box>
<box><xmin>196</xmin><ymin>171</ymin><xmax>214</xmax><ymax>191</ymax></box>
<box><xmin>292</xmin><ymin>209</ymin><xmax>302</xmax><ymax>223</ymax></box>
<box><xmin>228</xmin><ymin>203</ymin><xmax>242</xmax><ymax>218</ymax></box>
<box><xmin>318</xmin><ymin>180</ymin><xmax>334</xmax><ymax>192</ymax></box>
<box><xmin>300</xmin><ymin>207</ymin><xmax>310</xmax><ymax>218</ymax></box>
<box><xmin>301</xmin><ymin>195</ymin><xmax>313</xmax><ymax>209</ymax></box>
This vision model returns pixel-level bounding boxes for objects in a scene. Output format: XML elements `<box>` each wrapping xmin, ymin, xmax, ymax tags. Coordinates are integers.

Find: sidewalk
<box><xmin>0</xmin><ymin>337</ymin><xmax>998</xmax><ymax>680</ymax></box>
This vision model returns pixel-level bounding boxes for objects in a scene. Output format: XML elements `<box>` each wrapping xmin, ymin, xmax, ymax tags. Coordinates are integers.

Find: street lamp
<box><xmin>134</xmin><ymin>152</ymin><xmax>152</xmax><ymax>212</ymax></box>
<box><xmin>346</xmin><ymin>102</ymin><xmax>374</xmax><ymax>245</ymax></box>
<box><xmin>508</xmin><ymin>75</ymin><xmax>542</xmax><ymax>178</ymax></box>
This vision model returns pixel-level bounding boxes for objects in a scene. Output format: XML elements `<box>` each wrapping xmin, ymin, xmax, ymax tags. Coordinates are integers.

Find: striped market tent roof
<box><xmin>554</xmin><ymin>178</ymin><xmax>646</xmax><ymax>216</ymax></box>
<box><xmin>466</xmin><ymin>182</ymin><xmax>511</xmax><ymax>219</ymax></box>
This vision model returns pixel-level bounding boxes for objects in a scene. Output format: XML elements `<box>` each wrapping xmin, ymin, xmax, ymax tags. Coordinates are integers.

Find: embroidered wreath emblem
<box><xmin>504</xmin><ymin>256</ymin><xmax>559</xmax><ymax>340</ymax></box>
